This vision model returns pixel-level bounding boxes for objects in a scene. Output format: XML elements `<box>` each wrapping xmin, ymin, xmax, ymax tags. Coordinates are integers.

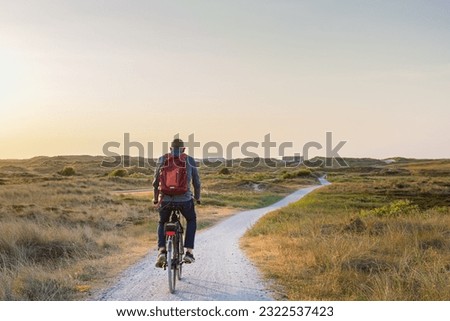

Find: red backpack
<box><xmin>158</xmin><ymin>153</ymin><xmax>188</xmax><ymax>196</ymax></box>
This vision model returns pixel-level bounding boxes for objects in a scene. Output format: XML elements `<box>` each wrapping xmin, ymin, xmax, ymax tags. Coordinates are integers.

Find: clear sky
<box><xmin>1</xmin><ymin>0</ymin><xmax>449</xmax><ymax>159</ymax></box>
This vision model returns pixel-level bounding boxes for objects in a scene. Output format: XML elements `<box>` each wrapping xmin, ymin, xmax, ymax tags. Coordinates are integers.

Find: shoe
<box><xmin>183</xmin><ymin>252</ymin><xmax>195</xmax><ymax>264</ymax></box>
<box><xmin>155</xmin><ymin>250</ymin><xmax>167</xmax><ymax>268</ymax></box>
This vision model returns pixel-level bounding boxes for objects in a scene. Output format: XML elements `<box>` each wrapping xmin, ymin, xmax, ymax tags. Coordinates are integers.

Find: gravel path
<box><xmin>95</xmin><ymin>178</ymin><xmax>329</xmax><ymax>301</ymax></box>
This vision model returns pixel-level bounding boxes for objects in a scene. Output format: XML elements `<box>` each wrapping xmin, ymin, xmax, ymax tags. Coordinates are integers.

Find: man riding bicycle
<box><xmin>152</xmin><ymin>138</ymin><xmax>201</xmax><ymax>268</ymax></box>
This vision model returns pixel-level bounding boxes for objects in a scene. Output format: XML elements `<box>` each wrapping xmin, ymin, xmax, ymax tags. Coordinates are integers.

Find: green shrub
<box><xmin>109</xmin><ymin>169</ymin><xmax>128</xmax><ymax>177</ymax></box>
<box><xmin>282</xmin><ymin>169</ymin><xmax>311</xmax><ymax>179</ymax></box>
<box><xmin>219</xmin><ymin>167</ymin><xmax>231</xmax><ymax>175</ymax></box>
<box><xmin>361</xmin><ymin>199</ymin><xmax>419</xmax><ymax>218</ymax></box>
<box><xmin>59</xmin><ymin>166</ymin><xmax>76</xmax><ymax>176</ymax></box>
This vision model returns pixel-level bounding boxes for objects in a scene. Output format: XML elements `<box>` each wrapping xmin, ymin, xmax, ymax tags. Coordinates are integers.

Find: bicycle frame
<box><xmin>163</xmin><ymin>206</ymin><xmax>185</xmax><ymax>293</ymax></box>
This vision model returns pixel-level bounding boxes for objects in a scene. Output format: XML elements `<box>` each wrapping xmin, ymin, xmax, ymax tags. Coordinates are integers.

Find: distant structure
<box><xmin>282</xmin><ymin>155</ymin><xmax>303</xmax><ymax>165</ymax></box>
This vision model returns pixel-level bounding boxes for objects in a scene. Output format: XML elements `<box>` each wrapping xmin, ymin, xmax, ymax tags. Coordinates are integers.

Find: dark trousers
<box><xmin>157</xmin><ymin>200</ymin><xmax>197</xmax><ymax>249</ymax></box>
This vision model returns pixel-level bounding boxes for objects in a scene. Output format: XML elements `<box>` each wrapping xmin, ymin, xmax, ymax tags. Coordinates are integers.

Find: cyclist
<box><xmin>152</xmin><ymin>138</ymin><xmax>201</xmax><ymax>268</ymax></box>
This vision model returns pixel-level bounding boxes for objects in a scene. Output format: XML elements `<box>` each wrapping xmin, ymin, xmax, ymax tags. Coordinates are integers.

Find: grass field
<box><xmin>3</xmin><ymin>155</ymin><xmax>448</xmax><ymax>300</ymax></box>
<box><xmin>242</xmin><ymin>158</ymin><xmax>450</xmax><ymax>300</ymax></box>
<box><xmin>0</xmin><ymin>156</ymin><xmax>315</xmax><ymax>300</ymax></box>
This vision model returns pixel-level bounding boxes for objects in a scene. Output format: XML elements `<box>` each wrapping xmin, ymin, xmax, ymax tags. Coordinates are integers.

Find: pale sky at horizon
<box><xmin>1</xmin><ymin>0</ymin><xmax>449</xmax><ymax>160</ymax></box>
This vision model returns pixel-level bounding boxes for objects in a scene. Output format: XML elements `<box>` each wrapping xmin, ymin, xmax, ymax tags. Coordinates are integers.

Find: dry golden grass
<box><xmin>0</xmin><ymin>156</ymin><xmax>315</xmax><ymax>300</ymax></box>
<box><xmin>0</xmin><ymin>177</ymin><xmax>156</xmax><ymax>300</ymax></box>
<box><xmin>243</xmin><ymin>203</ymin><xmax>450</xmax><ymax>300</ymax></box>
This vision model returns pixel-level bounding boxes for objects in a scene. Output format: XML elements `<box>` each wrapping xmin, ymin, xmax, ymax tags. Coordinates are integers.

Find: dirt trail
<box><xmin>96</xmin><ymin>178</ymin><xmax>329</xmax><ymax>301</ymax></box>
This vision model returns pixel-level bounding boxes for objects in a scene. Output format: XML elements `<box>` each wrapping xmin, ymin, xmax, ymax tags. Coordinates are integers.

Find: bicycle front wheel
<box><xmin>177</xmin><ymin>230</ymin><xmax>184</xmax><ymax>280</ymax></box>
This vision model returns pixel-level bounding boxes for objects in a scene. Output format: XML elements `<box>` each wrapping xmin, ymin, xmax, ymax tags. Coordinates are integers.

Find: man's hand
<box><xmin>153</xmin><ymin>190</ymin><xmax>159</xmax><ymax>207</ymax></box>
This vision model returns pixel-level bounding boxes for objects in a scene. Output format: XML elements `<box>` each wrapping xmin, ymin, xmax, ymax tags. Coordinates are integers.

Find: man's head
<box><xmin>170</xmin><ymin>138</ymin><xmax>185</xmax><ymax>155</ymax></box>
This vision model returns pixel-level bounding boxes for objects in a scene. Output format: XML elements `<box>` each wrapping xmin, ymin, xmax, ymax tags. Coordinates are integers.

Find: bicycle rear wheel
<box><xmin>166</xmin><ymin>237</ymin><xmax>175</xmax><ymax>294</ymax></box>
<box><xmin>171</xmin><ymin>234</ymin><xmax>177</xmax><ymax>291</ymax></box>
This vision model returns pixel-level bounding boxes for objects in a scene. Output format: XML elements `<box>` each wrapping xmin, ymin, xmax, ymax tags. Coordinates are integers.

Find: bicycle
<box><xmin>163</xmin><ymin>205</ymin><xmax>185</xmax><ymax>293</ymax></box>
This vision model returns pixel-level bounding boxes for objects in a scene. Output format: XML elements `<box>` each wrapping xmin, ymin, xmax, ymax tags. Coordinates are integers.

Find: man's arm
<box><xmin>190</xmin><ymin>157</ymin><xmax>201</xmax><ymax>201</ymax></box>
<box><xmin>152</xmin><ymin>156</ymin><xmax>164</xmax><ymax>203</ymax></box>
